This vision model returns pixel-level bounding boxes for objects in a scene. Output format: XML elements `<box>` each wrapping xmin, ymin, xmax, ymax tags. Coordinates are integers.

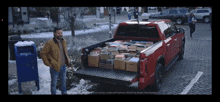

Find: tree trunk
<box><xmin>71</xmin><ymin>25</ymin><xmax>75</xmax><ymax>37</ymax></box>
<box><xmin>71</xmin><ymin>16</ymin><xmax>75</xmax><ymax>37</ymax></box>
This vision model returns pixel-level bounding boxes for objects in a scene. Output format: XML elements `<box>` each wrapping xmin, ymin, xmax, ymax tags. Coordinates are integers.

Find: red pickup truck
<box><xmin>75</xmin><ymin>19</ymin><xmax>185</xmax><ymax>91</ymax></box>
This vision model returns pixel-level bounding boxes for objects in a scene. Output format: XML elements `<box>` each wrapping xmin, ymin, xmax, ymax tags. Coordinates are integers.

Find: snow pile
<box><xmin>31</xmin><ymin>59</ymin><xmax>92</xmax><ymax>95</ymax></box>
<box><xmin>8</xmin><ymin>79</ymin><xmax>17</xmax><ymax>86</ymax></box>
<box><xmin>21</xmin><ymin>24</ymin><xmax>118</xmax><ymax>39</ymax></box>
<box><xmin>14</xmin><ymin>41</ymin><xmax>35</xmax><ymax>47</ymax></box>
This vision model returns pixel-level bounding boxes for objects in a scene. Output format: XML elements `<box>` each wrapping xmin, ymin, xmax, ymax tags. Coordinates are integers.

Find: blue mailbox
<box><xmin>14</xmin><ymin>41</ymin><xmax>40</xmax><ymax>94</ymax></box>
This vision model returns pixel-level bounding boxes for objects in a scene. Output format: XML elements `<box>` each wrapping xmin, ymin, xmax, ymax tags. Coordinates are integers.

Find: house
<box><xmin>8</xmin><ymin>7</ymin><xmax>29</xmax><ymax>26</ymax></box>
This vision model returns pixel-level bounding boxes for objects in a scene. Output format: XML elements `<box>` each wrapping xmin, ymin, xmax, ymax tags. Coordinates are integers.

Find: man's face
<box><xmin>54</xmin><ymin>30</ymin><xmax>63</xmax><ymax>40</ymax></box>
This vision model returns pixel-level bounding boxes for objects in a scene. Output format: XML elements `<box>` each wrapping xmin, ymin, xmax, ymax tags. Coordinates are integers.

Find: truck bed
<box><xmin>74</xmin><ymin>67</ymin><xmax>138</xmax><ymax>85</ymax></box>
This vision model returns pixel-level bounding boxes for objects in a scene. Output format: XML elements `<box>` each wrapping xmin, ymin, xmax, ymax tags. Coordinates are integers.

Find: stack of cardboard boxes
<box><xmin>88</xmin><ymin>40</ymin><xmax>153</xmax><ymax>72</ymax></box>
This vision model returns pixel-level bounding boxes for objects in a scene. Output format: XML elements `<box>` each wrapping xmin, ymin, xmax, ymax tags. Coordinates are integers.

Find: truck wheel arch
<box><xmin>157</xmin><ymin>55</ymin><xmax>165</xmax><ymax>69</ymax></box>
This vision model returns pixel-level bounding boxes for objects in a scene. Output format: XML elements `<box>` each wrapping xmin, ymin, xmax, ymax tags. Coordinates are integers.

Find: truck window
<box><xmin>166</xmin><ymin>22</ymin><xmax>177</xmax><ymax>33</ymax></box>
<box><xmin>165</xmin><ymin>22</ymin><xmax>177</xmax><ymax>38</ymax></box>
<box><xmin>115</xmin><ymin>25</ymin><xmax>160</xmax><ymax>38</ymax></box>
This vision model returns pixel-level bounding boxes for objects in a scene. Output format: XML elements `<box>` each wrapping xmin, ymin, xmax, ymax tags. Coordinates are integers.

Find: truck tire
<box><xmin>203</xmin><ymin>16</ymin><xmax>209</xmax><ymax>23</ymax></box>
<box><xmin>178</xmin><ymin>41</ymin><xmax>185</xmax><ymax>60</ymax></box>
<box><xmin>153</xmin><ymin>63</ymin><xmax>163</xmax><ymax>91</ymax></box>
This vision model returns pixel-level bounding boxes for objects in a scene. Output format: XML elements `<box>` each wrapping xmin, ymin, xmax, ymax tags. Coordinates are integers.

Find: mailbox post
<box><xmin>14</xmin><ymin>41</ymin><xmax>40</xmax><ymax>94</ymax></box>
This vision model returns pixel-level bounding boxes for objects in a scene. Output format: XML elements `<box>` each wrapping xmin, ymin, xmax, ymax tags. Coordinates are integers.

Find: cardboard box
<box><xmin>99</xmin><ymin>60</ymin><xmax>114</xmax><ymax>69</ymax></box>
<box><xmin>114</xmin><ymin>59</ymin><xmax>126</xmax><ymax>70</ymax></box>
<box><xmin>129</xmin><ymin>45</ymin><xmax>137</xmax><ymax>49</ymax></box>
<box><xmin>106</xmin><ymin>59</ymin><xmax>114</xmax><ymax>64</ymax></box>
<box><xmin>88</xmin><ymin>54</ymin><xmax>100</xmax><ymax>67</ymax></box>
<box><xmin>119</xmin><ymin>45</ymin><xmax>128</xmax><ymax>50</ymax></box>
<box><xmin>120</xmin><ymin>53</ymin><xmax>130</xmax><ymax>56</ymax></box>
<box><xmin>90</xmin><ymin>49</ymin><xmax>101</xmax><ymax>55</ymax></box>
<box><xmin>128</xmin><ymin>45</ymin><xmax>137</xmax><ymax>51</ymax></box>
<box><xmin>137</xmin><ymin>46</ymin><xmax>146</xmax><ymax>51</ymax></box>
<box><xmin>108</xmin><ymin>46</ymin><xmax>119</xmax><ymax>52</ymax></box>
<box><xmin>146</xmin><ymin>42</ymin><xmax>153</xmax><ymax>47</ymax></box>
<box><xmin>119</xmin><ymin>50</ymin><xmax>130</xmax><ymax>53</ymax></box>
<box><xmin>126</xmin><ymin>57</ymin><xmax>139</xmax><ymax>72</ymax></box>
<box><xmin>100</xmin><ymin>52</ymin><xmax>112</xmax><ymax>60</ymax></box>
<box><xmin>129</xmin><ymin>51</ymin><xmax>137</xmax><ymax>55</ymax></box>
<box><xmin>115</xmin><ymin>54</ymin><xmax>125</xmax><ymax>60</ymax></box>
<box><xmin>123</xmin><ymin>42</ymin><xmax>133</xmax><ymax>46</ymax></box>
<box><xmin>111</xmin><ymin>51</ymin><xmax>119</xmax><ymax>56</ymax></box>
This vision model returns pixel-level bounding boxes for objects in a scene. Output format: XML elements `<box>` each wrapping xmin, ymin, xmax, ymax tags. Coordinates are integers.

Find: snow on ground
<box><xmin>21</xmin><ymin>24</ymin><xmax>118</xmax><ymax>39</ymax></box>
<box><xmin>8</xmin><ymin>59</ymin><xmax>93</xmax><ymax>95</ymax></box>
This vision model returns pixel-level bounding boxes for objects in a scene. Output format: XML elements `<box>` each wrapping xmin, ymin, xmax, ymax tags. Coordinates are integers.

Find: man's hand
<box><xmin>49</xmin><ymin>64</ymin><xmax>53</xmax><ymax>68</ymax></box>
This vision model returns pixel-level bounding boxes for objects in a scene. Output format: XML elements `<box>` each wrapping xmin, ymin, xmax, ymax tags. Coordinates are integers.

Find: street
<box><xmin>161</xmin><ymin>23</ymin><xmax>212</xmax><ymax>94</ymax></box>
<box><xmin>8</xmin><ymin>20</ymin><xmax>212</xmax><ymax>94</ymax></box>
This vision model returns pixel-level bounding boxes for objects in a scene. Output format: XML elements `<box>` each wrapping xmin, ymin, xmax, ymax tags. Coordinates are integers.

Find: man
<box><xmin>40</xmin><ymin>27</ymin><xmax>70</xmax><ymax>95</ymax></box>
<box><xmin>188</xmin><ymin>13</ymin><xmax>197</xmax><ymax>38</ymax></box>
<box><xmin>133</xmin><ymin>9</ymin><xmax>139</xmax><ymax>20</ymax></box>
<box><xmin>127</xmin><ymin>10</ymin><xmax>131</xmax><ymax>20</ymax></box>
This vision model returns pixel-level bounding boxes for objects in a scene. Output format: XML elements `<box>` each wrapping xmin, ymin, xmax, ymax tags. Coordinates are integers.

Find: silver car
<box><xmin>190</xmin><ymin>8</ymin><xmax>212</xmax><ymax>23</ymax></box>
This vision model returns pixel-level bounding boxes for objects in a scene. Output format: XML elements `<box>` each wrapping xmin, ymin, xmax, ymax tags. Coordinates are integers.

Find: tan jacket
<box><xmin>40</xmin><ymin>37</ymin><xmax>70</xmax><ymax>72</ymax></box>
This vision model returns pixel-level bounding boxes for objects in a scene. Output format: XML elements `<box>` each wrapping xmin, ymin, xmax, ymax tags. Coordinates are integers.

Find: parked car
<box><xmin>34</xmin><ymin>18</ymin><xmax>54</xmax><ymax>32</ymax></box>
<box><xmin>150</xmin><ymin>8</ymin><xmax>189</xmax><ymax>25</ymax></box>
<box><xmin>74</xmin><ymin>19</ymin><xmax>185</xmax><ymax>91</ymax></box>
<box><xmin>189</xmin><ymin>8</ymin><xmax>212</xmax><ymax>23</ymax></box>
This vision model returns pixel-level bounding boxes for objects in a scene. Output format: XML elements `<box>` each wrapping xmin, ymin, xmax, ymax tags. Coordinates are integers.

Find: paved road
<box><xmin>157</xmin><ymin>23</ymin><xmax>212</xmax><ymax>94</ymax></box>
<box><xmin>17</xmin><ymin>21</ymin><xmax>212</xmax><ymax>95</ymax></box>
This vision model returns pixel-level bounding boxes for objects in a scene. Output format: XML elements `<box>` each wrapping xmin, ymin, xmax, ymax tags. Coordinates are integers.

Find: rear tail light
<box><xmin>139</xmin><ymin>59</ymin><xmax>147</xmax><ymax>77</ymax></box>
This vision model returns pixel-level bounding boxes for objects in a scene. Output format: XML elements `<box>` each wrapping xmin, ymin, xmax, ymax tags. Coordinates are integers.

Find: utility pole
<box><xmin>109</xmin><ymin>7</ymin><xmax>112</xmax><ymax>34</ymax></box>
<box><xmin>113</xmin><ymin>7</ymin><xmax>116</xmax><ymax>24</ymax></box>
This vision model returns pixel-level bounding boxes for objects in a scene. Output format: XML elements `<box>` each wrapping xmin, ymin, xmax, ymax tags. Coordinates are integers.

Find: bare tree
<box><xmin>59</xmin><ymin>7</ymin><xmax>88</xmax><ymax>37</ymax></box>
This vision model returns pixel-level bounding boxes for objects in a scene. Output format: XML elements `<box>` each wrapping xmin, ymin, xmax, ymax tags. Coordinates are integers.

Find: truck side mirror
<box><xmin>178</xmin><ymin>28</ymin><xmax>185</xmax><ymax>33</ymax></box>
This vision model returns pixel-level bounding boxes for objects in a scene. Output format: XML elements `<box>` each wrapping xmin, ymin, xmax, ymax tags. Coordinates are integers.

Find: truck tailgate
<box><xmin>74</xmin><ymin>67</ymin><xmax>138</xmax><ymax>85</ymax></box>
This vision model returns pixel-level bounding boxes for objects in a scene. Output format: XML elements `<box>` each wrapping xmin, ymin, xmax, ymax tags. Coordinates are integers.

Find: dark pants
<box><xmin>189</xmin><ymin>23</ymin><xmax>196</xmax><ymax>37</ymax></box>
<box><xmin>128</xmin><ymin>15</ymin><xmax>131</xmax><ymax>20</ymax></box>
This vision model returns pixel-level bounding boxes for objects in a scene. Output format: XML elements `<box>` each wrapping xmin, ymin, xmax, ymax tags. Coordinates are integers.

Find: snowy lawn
<box><xmin>21</xmin><ymin>24</ymin><xmax>118</xmax><ymax>39</ymax></box>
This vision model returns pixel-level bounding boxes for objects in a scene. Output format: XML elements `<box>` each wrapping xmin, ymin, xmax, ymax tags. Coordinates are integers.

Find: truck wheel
<box><xmin>203</xmin><ymin>17</ymin><xmax>209</xmax><ymax>23</ymax></box>
<box><xmin>176</xmin><ymin>18</ymin><xmax>183</xmax><ymax>25</ymax></box>
<box><xmin>153</xmin><ymin>63</ymin><xmax>163</xmax><ymax>91</ymax></box>
<box><xmin>178</xmin><ymin>41</ymin><xmax>185</xmax><ymax>60</ymax></box>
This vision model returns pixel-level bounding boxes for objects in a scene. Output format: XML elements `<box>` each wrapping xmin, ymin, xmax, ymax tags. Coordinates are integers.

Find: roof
<box><xmin>121</xmin><ymin>19</ymin><xmax>171</xmax><ymax>25</ymax></box>
<box><xmin>36</xmin><ymin>17</ymin><xmax>49</xmax><ymax>21</ymax></box>
<box><xmin>120</xmin><ymin>19</ymin><xmax>171</xmax><ymax>33</ymax></box>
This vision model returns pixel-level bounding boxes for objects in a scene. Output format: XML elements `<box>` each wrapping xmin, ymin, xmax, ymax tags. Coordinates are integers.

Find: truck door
<box><xmin>169</xmin><ymin>22</ymin><xmax>180</xmax><ymax>57</ymax></box>
<box><xmin>164</xmin><ymin>28</ymin><xmax>176</xmax><ymax>65</ymax></box>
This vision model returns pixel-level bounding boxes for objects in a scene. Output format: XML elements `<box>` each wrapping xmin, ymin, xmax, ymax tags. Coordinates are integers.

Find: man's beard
<box><xmin>55</xmin><ymin>35</ymin><xmax>63</xmax><ymax>40</ymax></box>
